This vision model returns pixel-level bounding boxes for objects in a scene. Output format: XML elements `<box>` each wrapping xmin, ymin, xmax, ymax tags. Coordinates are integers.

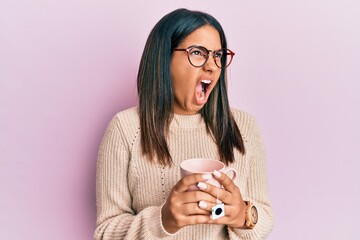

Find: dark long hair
<box><xmin>137</xmin><ymin>8</ymin><xmax>245</xmax><ymax>166</ymax></box>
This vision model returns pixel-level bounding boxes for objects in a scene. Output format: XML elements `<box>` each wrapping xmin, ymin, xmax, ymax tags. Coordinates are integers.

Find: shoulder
<box><xmin>106</xmin><ymin>106</ymin><xmax>140</xmax><ymax>141</ymax></box>
<box><xmin>230</xmin><ymin>107</ymin><xmax>260</xmax><ymax>142</ymax></box>
<box><xmin>113</xmin><ymin>106</ymin><xmax>139</xmax><ymax>126</ymax></box>
<box><xmin>230</xmin><ymin>107</ymin><xmax>257</xmax><ymax>127</ymax></box>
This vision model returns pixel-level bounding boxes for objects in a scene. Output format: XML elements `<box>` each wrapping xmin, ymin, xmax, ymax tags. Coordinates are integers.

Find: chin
<box><xmin>173</xmin><ymin>101</ymin><xmax>204</xmax><ymax>114</ymax></box>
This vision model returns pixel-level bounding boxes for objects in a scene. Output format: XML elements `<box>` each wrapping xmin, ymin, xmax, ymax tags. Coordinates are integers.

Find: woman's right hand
<box><xmin>161</xmin><ymin>173</ymin><xmax>217</xmax><ymax>234</ymax></box>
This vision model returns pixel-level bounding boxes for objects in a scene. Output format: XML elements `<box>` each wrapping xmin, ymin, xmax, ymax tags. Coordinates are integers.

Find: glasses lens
<box><xmin>188</xmin><ymin>47</ymin><xmax>208</xmax><ymax>67</ymax></box>
<box><xmin>214</xmin><ymin>49</ymin><xmax>233</xmax><ymax>69</ymax></box>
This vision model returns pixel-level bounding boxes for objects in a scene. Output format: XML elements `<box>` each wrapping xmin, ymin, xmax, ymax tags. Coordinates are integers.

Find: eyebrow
<box><xmin>185</xmin><ymin>45</ymin><xmax>223</xmax><ymax>52</ymax></box>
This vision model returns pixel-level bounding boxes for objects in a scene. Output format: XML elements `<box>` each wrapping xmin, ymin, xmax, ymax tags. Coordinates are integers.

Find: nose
<box><xmin>202</xmin><ymin>56</ymin><xmax>217</xmax><ymax>73</ymax></box>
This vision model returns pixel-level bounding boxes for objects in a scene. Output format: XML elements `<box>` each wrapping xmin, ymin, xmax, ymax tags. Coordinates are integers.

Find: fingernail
<box><xmin>216</xmin><ymin>199</ymin><xmax>222</xmax><ymax>204</ymax></box>
<box><xmin>213</xmin><ymin>170</ymin><xmax>221</xmax><ymax>177</ymax></box>
<box><xmin>197</xmin><ymin>182</ymin><xmax>207</xmax><ymax>190</ymax></box>
<box><xmin>198</xmin><ymin>200</ymin><xmax>207</xmax><ymax>209</ymax></box>
<box><xmin>202</xmin><ymin>174</ymin><xmax>212</xmax><ymax>180</ymax></box>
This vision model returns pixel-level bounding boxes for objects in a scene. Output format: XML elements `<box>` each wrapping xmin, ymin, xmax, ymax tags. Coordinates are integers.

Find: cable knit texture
<box><xmin>94</xmin><ymin>107</ymin><xmax>274</xmax><ymax>240</ymax></box>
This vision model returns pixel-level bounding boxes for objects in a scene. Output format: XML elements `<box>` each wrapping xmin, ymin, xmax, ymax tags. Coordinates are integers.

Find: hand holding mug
<box><xmin>180</xmin><ymin>158</ymin><xmax>246</xmax><ymax>227</ymax></box>
<box><xmin>161</xmin><ymin>173</ymin><xmax>217</xmax><ymax>234</ymax></box>
<box><xmin>197</xmin><ymin>168</ymin><xmax>247</xmax><ymax>228</ymax></box>
<box><xmin>161</xmin><ymin>158</ymin><xmax>245</xmax><ymax>233</ymax></box>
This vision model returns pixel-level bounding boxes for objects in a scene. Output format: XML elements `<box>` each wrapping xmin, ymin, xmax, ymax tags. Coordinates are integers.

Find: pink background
<box><xmin>1</xmin><ymin>1</ymin><xmax>359</xmax><ymax>239</ymax></box>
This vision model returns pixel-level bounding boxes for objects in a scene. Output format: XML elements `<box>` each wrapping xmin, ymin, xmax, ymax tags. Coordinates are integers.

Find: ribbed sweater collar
<box><xmin>169</xmin><ymin>113</ymin><xmax>205</xmax><ymax>129</ymax></box>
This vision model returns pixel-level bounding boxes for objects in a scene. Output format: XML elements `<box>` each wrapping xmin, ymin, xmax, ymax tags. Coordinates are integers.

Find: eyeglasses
<box><xmin>173</xmin><ymin>45</ymin><xmax>235</xmax><ymax>69</ymax></box>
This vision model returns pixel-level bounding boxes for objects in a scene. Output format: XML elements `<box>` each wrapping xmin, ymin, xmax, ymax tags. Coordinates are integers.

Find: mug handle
<box><xmin>222</xmin><ymin>167</ymin><xmax>237</xmax><ymax>182</ymax></box>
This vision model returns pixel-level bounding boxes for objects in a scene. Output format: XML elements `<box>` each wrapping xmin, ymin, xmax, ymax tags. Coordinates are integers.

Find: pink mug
<box><xmin>180</xmin><ymin>158</ymin><xmax>237</xmax><ymax>191</ymax></box>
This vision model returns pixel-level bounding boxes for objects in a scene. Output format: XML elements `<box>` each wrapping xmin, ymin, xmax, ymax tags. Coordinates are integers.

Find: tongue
<box><xmin>195</xmin><ymin>82</ymin><xmax>206</xmax><ymax>105</ymax></box>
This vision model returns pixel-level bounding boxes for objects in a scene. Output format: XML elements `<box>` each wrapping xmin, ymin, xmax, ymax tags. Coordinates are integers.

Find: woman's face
<box><xmin>170</xmin><ymin>25</ymin><xmax>222</xmax><ymax>115</ymax></box>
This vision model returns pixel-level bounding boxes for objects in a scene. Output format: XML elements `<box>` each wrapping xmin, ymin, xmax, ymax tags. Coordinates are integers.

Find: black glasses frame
<box><xmin>173</xmin><ymin>45</ymin><xmax>235</xmax><ymax>69</ymax></box>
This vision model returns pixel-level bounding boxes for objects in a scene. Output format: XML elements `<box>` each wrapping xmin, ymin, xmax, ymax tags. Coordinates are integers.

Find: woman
<box><xmin>94</xmin><ymin>8</ymin><xmax>274</xmax><ymax>240</ymax></box>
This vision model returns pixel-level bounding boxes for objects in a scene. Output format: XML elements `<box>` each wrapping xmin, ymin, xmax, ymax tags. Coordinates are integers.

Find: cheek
<box><xmin>214</xmin><ymin>70</ymin><xmax>222</xmax><ymax>83</ymax></box>
<box><xmin>172</xmin><ymin>73</ymin><xmax>194</xmax><ymax>99</ymax></box>
<box><xmin>171</xmin><ymin>62</ymin><xmax>197</xmax><ymax>93</ymax></box>
<box><xmin>217</xmin><ymin>72</ymin><xmax>222</xmax><ymax>83</ymax></box>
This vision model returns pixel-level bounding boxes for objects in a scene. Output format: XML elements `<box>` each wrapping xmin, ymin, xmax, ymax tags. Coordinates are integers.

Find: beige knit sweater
<box><xmin>94</xmin><ymin>107</ymin><xmax>273</xmax><ymax>240</ymax></box>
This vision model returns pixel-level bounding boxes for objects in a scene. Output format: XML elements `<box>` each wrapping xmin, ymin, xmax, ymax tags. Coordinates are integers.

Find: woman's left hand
<box><xmin>197</xmin><ymin>170</ymin><xmax>246</xmax><ymax>228</ymax></box>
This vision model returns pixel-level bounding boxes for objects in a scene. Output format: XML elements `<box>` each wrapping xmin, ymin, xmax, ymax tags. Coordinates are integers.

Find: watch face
<box><xmin>251</xmin><ymin>206</ymin><xmax>258</xmax><ymax>224</ymax></box>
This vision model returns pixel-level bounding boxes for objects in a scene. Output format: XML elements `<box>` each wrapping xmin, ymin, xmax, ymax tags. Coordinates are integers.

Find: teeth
<box><xmin>201</xmin><ymin>80</ymin><xmax>211</xmax><ymax>84</ymax></box>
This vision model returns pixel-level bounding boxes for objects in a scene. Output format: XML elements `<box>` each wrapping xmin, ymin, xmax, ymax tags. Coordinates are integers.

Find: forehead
<box><xmin>178</xmin><ymin>25</ymin><xmax>222</xmax><ymax>50</ymax></box>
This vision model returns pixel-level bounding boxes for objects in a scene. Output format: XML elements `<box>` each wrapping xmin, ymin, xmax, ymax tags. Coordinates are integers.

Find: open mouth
<box><xmin>195</xmin><ymin>79</ymin><xmax>212</xmax><ymax>104</ymax></box>
<box><xmin>201</xmin><ymin>80</ymin><xmax>211</xmax><ymax>94</ymax></box>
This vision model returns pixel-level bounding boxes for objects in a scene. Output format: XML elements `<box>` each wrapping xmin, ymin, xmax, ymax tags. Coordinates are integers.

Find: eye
<box><xmin>214</xmin><ymin>50</ymin><xmax>223</xmax><ymax>58</ymax></box>
<box><xmin>191</xmin><ymin>50</ymin><xmax>201</xmax><ymax>56</ymax></box>
<box><xmin>190</xmin><ymin>47</ymin><xmax>207</xmax><ymax>57</ymax></box>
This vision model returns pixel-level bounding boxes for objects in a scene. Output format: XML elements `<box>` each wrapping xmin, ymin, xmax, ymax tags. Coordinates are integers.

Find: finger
<box><xmin>197</xmin><ymin>181</ymin><xmax>231</xmax><ymax>203</ymax></box>
<box><xmin>182</xmin><ymin>202</ymin><xmax>211</xmax><ymax>216</ymax></box>
<box><xmin>207</xmin><ymin>216</ymin><xmax>231</xmax><ymax>225</ymax></box>
<box><xmin>198</xmin><ymin>200</ymin><xmax>217</xmax><ymax>212</ymax></box>
<box><xmin>174</xmin><ymin>173</ymin><xmax>213</xmax><ymax>193</ymax></box>
<box><xmin>212</xmin><ymin>170</ymin><xmax>238</xmax><ymax>193</ymax></box>
<box><xmin>181</xmin><ymin>190</ymin><xmax>217</xmax><ymax>204</ymax></box>
<box><xmin>170</xmin><ymin>214</ymin><xmax>211</xmax><ymax>229</ymax></box>
<box><xmin>183</xmin><ymin>215</ymin><xmax>212</xmax><ymax>226</ymax></box>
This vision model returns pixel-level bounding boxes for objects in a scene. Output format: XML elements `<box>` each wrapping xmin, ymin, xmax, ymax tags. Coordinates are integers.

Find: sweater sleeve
<box><xmin>228</xmin><ymin>117</ymin><xmax>274</xmax><ymax>239</ymax></box>
<box><xmin>94</xmin><ymin>116</ymin><xmax>172</xmax><ymax>240</ymax></box>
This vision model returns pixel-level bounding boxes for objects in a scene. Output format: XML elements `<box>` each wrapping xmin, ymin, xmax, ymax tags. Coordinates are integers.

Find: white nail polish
<box><xmin>202</xmin><ymin>174</ymin><xmax>212</xmax><ymax>180</ymax></box>
<box><xmin>213</xmin><ymin>170</ymin><xmax>221</xmax><ymax>177</ymax></box>
<box><xmin>197</xmin><ymin>182</ymin><xmax>207</xmax><ymax>190</ymax></box>
<box><xmin>199</xmin><ymin>200</ymin><xmax>207</xmax><ymax>209</ymax></box>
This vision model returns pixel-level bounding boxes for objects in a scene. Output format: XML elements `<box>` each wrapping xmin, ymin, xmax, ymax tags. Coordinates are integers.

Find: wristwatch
<box><xmin>242</xmin><ymin>201</ymin><xmax>258</xmax><ymax>229</ymax></box>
